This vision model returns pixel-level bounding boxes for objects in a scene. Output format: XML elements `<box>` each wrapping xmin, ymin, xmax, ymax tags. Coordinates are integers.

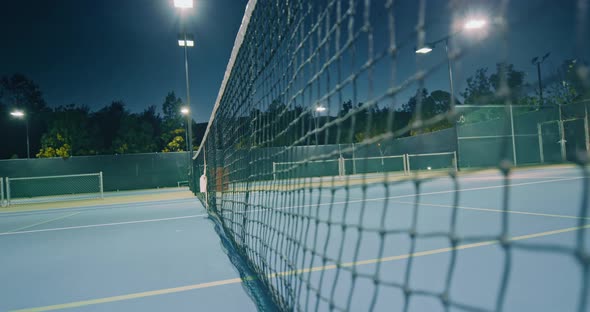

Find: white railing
<box><xmin>5</xmin><ymin>172</ymin><xmax>104</xmax><ymax>206</ymax></box>
<box><xmin>271</xmin><ymin>152</ymin><xmax>457</xmax><ymax>180</ymax></box>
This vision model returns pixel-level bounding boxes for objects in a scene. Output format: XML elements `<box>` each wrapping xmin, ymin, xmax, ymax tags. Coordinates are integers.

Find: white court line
<box><xmin>459</xmin><ymin>175</ymin><xmax>578</xmax><ymax>181</ymax></box>
<box><xmin>11</xmin><ymin>223</ymin><xmax>590</xmax><ymax>312</ymax></box>
<box><xmin>0</xmin><ymin>213</ymin><xmax>208</xmax><ymax>236</ymax></box>
<box><xmin>388</xmin><ymin>200</ymin><xmax>589</xmax><ymax>220</ymax></box>
<box><xmin>310</xmin><ymin>176</ymin><xmax>585</xmax><ymax>210</ymax></box>
<box><xmin>7</xmin><ymin>212</ymin><xmax>82</xmax><ymax>233</ymax></box>
<box><xmin>2</xmin><ymin>176</ymin><xmax>584</xmax><ymax>237</ymax></box>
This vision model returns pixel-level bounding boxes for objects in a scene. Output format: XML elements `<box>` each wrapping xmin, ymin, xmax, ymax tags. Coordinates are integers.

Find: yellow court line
<box><xmin>11</xmin><ymin>224</ymin><xmax>590</xmax><ymax>312</ymax></box>
<box><xmin>7</xmin><ymin>212</ymin><xmax>82</xmax><ymax>233</ymax></box>
<box><xmin>11</xmin><ymin>278</ymin><xmax>243</xmax><ymax>312</ymax></box>
<box><xmin>389</xmin><ymin>200</ymin><xmax>590</xmax><ymax>220</ymax></box>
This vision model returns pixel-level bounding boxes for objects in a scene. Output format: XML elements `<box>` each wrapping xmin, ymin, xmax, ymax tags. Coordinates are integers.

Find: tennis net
<box><xmin>193</xmin><ymin>0</ymin><xmax>589</xmax><ymax>311</ymax></box>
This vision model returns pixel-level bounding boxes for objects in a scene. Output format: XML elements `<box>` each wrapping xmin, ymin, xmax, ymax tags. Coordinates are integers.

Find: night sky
<box><xmin>0</xmin><ymin>0</ymin><xmax>585</xmax><ymax>123</ymax></box>
<box><xmin>0</xmin><ymin>0</ymin><xmax>248</xmax><ymax>123</ymax></box>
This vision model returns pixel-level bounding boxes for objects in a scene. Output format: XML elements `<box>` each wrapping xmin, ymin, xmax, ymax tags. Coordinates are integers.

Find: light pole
<box><xmin>10</xmin><ymin>110</ymin><xmax>30</xmax><ymax>159</ymax></box>
<box><xmin>315</xmin><ymin>105</ymin><xmax>327</xmax><ymax>144</ymax></box>
<box><xmin>415</xmin><ymin>18</ymin><xmax>488</xmax><ymax>171</ymax></box>
<box><xmin>531</xmin><ymin>52</ymin><xmax>550</xmax><ymax>106</ymax></box>
<box><xmin>181</xmin><ymin>106</ymin><xmax>191</xmax><ymax>181</ymax></box>
<box><xmin>415</xmin><ymin>18</ymin><xmax>488</xmax><ymax>108</ymax></box>
<box><xmin>180</xmin><ymin>106</ymin><xmax>190</xmax><ymax>151</ymax></box>
<box><xmin>174</xmin><ymin>0</ymin><xmax>195</xmax><ymax>186</ymax></box>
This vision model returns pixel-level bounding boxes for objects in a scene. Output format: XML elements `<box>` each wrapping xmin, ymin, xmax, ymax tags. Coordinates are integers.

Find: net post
<box><xmin>537</xmin><ymin>123</ymin><xmax>545</xmax><ymax>163</ymax></box>
<box><xmin>406</xmin><ymin>154</ymin><xmax>411</xmax><ymax>174</ymax></box>
<box><xmin>453</xmin><ymin>151</ymin><xmax>458</xmax><ymax>173</ymax></box>
<box><xmin>338</xmin><ymin>156</ymin><xmax>345</xmax><ymax>176</ymax></box>
<box><xmin>99</xmin><ymin>171</ymin><xmax>104</xmax><ymax>199</ymax></box>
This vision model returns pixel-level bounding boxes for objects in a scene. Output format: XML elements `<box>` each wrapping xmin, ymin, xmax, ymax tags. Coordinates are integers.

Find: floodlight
<box><xmin>415</xmin><ymin>47</ymin><xmax>433</xmax><ymax>54</ymax></box>
<box><xmin>174</xmin><ymin>0</ymin><xmax>193</xmax><ymax>9</ymax></box>
<box><xmin>10</xmin><ymin>110</ymin><xmax>25</xmax><ymax>118</ymax></box>
<box><xmin>464</xmin><ymin>19</ymin><xmax>487</xmax><ymax>30</ymax></box>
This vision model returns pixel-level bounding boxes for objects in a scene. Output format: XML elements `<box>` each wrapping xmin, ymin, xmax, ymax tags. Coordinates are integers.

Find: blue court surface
<box><xmin>0</xmin><ymin>194</ymin><xmax>259</xmax><ymax>312</ymax></box>
<box><xmin>1</xmin><ymin>165</ymin><xmax>589</xmax><ymax>311</ymax></box>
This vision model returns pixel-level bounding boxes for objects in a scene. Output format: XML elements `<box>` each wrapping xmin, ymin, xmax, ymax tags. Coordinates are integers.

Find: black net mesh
<box><xmin>193</xmin><ymin>0</ymin><xmax>589</xmax><ymax>311</ymax></box>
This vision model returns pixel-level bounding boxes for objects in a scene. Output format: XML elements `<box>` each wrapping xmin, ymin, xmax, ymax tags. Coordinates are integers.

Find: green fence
<box><xmin>191</xmin><ymin>102</ymin><xmax>589</xmax><ymax>193</ymax></box>
<box><xmin>0</xmin><ymin>152</ymin><xmax>190</xmax><ymax>192</ymax></box>
<box><xmin>456</xmin><ymin>102</ymin><xmax>589</xmax><ymax>168</ymax></box>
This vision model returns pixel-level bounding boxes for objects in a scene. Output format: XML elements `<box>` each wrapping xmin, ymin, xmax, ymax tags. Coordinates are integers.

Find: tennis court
<box><xmin>1</xmin><ymin>0</ymin><xmax>588</xmax><ymax>310</ymax></box>
<box><xmin>0</xmin><ymin>189</ymin><xmax>258</xmax><ymax>312</ymax></box>
<box><xmin>1</xmin><ymin>165</ymin><xmax>586</xmax><ymax>311</ymax></box>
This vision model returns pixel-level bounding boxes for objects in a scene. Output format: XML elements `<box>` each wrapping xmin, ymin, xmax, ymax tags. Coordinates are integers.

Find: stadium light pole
<box><xmin>415</xmin><ymin>17</ymin><xmax>488</xmax><ymax>171</ymax></box>
<box><xmin>181</xmin><ymin>106</ymin><xmax>191</xmax><ymax>182</ymax></box>
<box><xmin>180</xmin><ymin>106</ymin><xmax>190</xmax><ymax>152</ymax></box>
<box><xmin>415</xmin><ymin>18</ymin><xmax>488</xmax><ymax>105</ymax></box>
<box><xmin>315</xmin><ymin>105</ymin><xmax>327</xmax><ymax>144</ymax></box>
<box><xmin>10</xmin><ymin>110</ymin><xmax>30</xmax><ymax>159</ymax></box>
<box><xmin>531</xmin><ymin>52</ymin><xmax>550</xmax><ymax>107</ymax></box>
<box><xmin>174</xmin><ymin>0</ymin><xmax>195</xmax><ymax>186</ymax></box>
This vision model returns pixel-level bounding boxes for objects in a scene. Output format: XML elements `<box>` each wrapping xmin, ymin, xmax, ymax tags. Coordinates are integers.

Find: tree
<box><xmin>461</xmin><ymin>63</ymin><xmax>527</xmax><ymax>105</ymax></box>
<box><xmin>140</xmin><ymin>105</ymin><xmax>162</xmax><ymax>142</ymax></box>
<box><xmin>489</xmin><ymin>63</ymin><xmax>527</xmax><ymax>104</ymax></box>
<box><xmin>545</xmin><ymin>59</ymin><xmax>590</xmax><ymax>107</ymax></box>
<box><xmin>92</xmin><ymin>101</ymin><xmax>128</xmax><ymax>153</ymax></box>
<box><xmin>112</xmin><ymin>113</ymin><xmax>158</xmax><ymax>154</ymax></box>
<box><xmin>401</xmin><ymin>88</ymin><xmax>454</xmax><ymax>135</ymax></box>
<box><xmin>0</xmin><ymin>74</ymin><xmax>47</xmax><ymax>112</ymax></box>
<box><xmin>161</xmin><ymin>92</ymin><xmax>186</xmax><ymax>152</ymax></box>
<box><xmin>0</xmin><ymin>74</ymin><xmax>49</xmax><ymax>159</ymax></box>
<box><xmin>162</xmin><ymin>129</ymin><xmax>186</xmax><ymax>152</ymax></box>
<box><xmin>36</xmin><ymin>133</ymin><xmax>72</xmax><ymax>158</ymax></box>
<box><xmin>37</xmin><ymin>104</ymin><xmax>97</xmax><ymax>157</ymax></box>
<box><xmin>162</xmin><ymin>92</ymin><xmax>183</xmax><ymax>121</ymax></box>
<box><xmin>461</xmin><ymin>68</ymin><xmax>494</xmax><ymax>105</ymax></box>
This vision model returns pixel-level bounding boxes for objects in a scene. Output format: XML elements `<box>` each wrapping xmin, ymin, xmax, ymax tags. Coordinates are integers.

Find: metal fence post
<box><xmin>0</xmin><ymin>177</ymin><xmax>4</xmax><ymax>207</ymax></box>
<box><xmin>509</xmin><ymin>104</ymin><xmax>518</xmax><ymax>166</ymax></box>
<box><xmin>537</xmin><ymin>123</ymin><xmax>545</xmax><ymax>163</ymax></box>
<box><xmin>584</xmin><ymin>103</ymin><xmax>589</xmax><ymax>152</ymax></box>
<box><xmin>99</xmin><ymin>171</ymin><xmax>104</xmax><ymax>199</ymax></box>
<box><xmin>6</xmin><ymin>177</ymin><xmax>11</xmax><ymax>206</ymax></box>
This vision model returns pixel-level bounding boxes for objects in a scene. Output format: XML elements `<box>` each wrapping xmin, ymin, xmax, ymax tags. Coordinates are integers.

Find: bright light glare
<box><xmin>464</xmin><ymin>19</ymin><xmax>487</xmax><ymax>30</ymax></box>
<box><xmin>10</xmin><ymin>110</ymin><xmax>25</xmax><ymax>118</ymax></box>
<box><xmin>316</xmin><ymin>106</ymin><xmax>327</xmax><ymax>112</ymax></box>
<box><xmin>415</xmin><ymin>47</ymin><xmax>433</xmax><ymax>54</ymax></box>
<box><xmin>427</xmin><ymin>166</ymin><xmax>432</xmax><ymax>170</ymax></box>
<box><xmin>180</xmin><ymin>107</ymin><xmax>190</xmax><ymax>115</ymax></box>
<box><xmin>178</xmin><ymin>40</ymin><xmax>194</xmax><ymax>47</ymax></box>
<box><xmin>174</xmin><ymin>0</ymin><xmax>193</xmax><ymax>9</ymax></box>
